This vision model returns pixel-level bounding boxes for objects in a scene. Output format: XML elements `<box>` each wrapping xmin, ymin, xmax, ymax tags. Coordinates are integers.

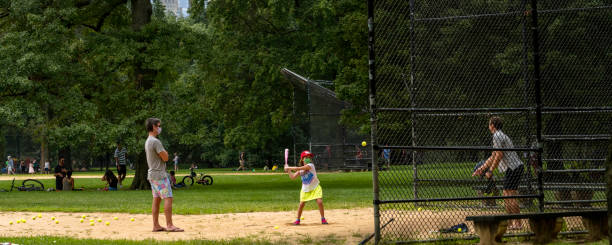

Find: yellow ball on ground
<box><xmin>130</xmin><ymin>218</ymin><xmax>135</xmax><ymax>222</ymax></box>
<box><xmin>361</xmin><ymin>141</ymin><xmax>367</xmax><ymax>147</ymax></box>
<box><xmin>16</xmin><ymin>220</ymin><xmax>20</xmax><ymax>224</ymax></box>
<box><xmin>113</xmin><ymin>217</ymin><xmax>118</xmax><ymax>220</ymax></box>
<box><xmin>90</xmin><ymin>222</ymin><xmax>95</xmax><ymax>226</ymax></box>
<box><xmin>105</xmin><ymin>222</ymin><xmax>110</xmax><ymax>226</ymax></box>
<box><xmin>80</xmin><ymin>219</ymin><xmax>84</xmax><ymax>223</ymax></box>
<box><xmin>32</xmin><ymin>216</ymin><xmax>36</xmax><ymax>220</ymax></box>
<box><xmin>274</xmin><ymin>226</ymin><xmax>279</xmax><ymax>229</ymax></box>
<box><xmin>82</xmin><ymin>215</ymin><xmax>86</xmax><ymax>219</ymax></box>
<box><xmin>55</xmin><ymin>220</ymin><xmax>59</xmax><ymax>224</ymax></box>
<box><xmin>9</xmin><ymin>221</ymin><xmax>13</xmax><ymax>225</ymax></box>
<box><xmin>97</xmin><ymin>219</ymin><xmax>102</xmax><ymax>222</ymax></box>
<box><xmin>21</xmin><ymin>220</ymin><xmax>26</xmax><ymax>223</ymax></box>
<box><xmin>458</xmin><ymin>228</ymin><xmax>462</xmax><ymax>232</ymax></box>
<box><xmin>51</xmin><ymin>217</ymin><xmax>56</xmax><ymax>220</ymax></box>
<box><xmin>38</xmin><ymin>214</ymin><xmax>42</xmax><ymax>218</ymax></box>
<box><xmin>417</xmin><ymin>207</ymin><xmax>422</xmax><ymax>211</ymax></box>
<box><xmin>89</xmin><ymin>219</ymin><xmax>94</xmax><ymax>222</ymax></box>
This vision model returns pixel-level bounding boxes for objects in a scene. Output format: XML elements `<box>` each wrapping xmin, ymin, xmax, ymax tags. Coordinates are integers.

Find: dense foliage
<box><xmin>0</xmin><ymin>0</ymin><xmax>368</xmax><ymax>177</ymax></box>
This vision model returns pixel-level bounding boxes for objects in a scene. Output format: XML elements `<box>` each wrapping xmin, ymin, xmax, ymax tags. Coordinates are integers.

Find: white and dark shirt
<box><xmin>492</xmin><ymin>130</ymin><xmax>523</xmax><ymax>172</ymax></box>
<box><xmin>114</xmin><ymin>147</ymin><xmax>127</xmax><ymax>165</ymax></box>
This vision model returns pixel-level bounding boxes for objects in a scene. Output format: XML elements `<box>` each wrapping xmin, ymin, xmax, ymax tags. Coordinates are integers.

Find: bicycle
<box><xmin>180</xmin><ymin>169</ymin><xmax>213</xmax><ymax>187</ymax></box>
<box><xmin>0</xmin><ymin>178</ymin><xmax>45</xmax><ymax>192</ymax></box>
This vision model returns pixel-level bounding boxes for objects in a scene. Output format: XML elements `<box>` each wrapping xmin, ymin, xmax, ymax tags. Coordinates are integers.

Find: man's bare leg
<box><xmin>504</xmin><ymin>190</ymin><xmax>521</xmax><ymax>228</ymax></box>
<box><xmin>164</xmin><ymin>197</ymin><xmax>183</xmax><ymax>231</ymax></box>
<box><xmin>152</xmin><ymin>197</ymin><xmax>165</xmax><ymax>231</ymax></box>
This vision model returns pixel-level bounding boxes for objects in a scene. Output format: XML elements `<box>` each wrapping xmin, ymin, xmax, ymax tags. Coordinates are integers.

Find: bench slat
<box><xmin>466</xmin><ymin>210</ymin><xmax>607</xmax><ymax>222</ymax></box>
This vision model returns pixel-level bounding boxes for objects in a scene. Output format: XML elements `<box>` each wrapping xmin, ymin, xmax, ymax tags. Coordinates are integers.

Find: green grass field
<box><xmin>0</xmin><ymin>171</ymin><xmax>372</xmax><ymax>214</ymax></box>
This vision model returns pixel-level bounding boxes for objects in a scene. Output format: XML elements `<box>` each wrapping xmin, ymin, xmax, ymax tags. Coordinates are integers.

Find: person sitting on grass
<box><xmin>62</xmin><ymin>171</ymin><xmax>74</xmax><ymax>191</ymax></box>
<box><xmin>101</xmin><ymin>170</ymin><xmax>119</xmax><ymax>191</ymax></box>
<box><xmin>169</xmin><ymin>171</ymin><xmax>184</xmax><ymax>188</ymax></box>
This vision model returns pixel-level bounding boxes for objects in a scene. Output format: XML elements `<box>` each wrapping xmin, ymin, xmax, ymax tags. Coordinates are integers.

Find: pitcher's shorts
<box><xmin>300</xmin><ymin>185</ymin><xmax>323</xmax><ymax>202</ymax></box>
<box><xmin>149</xmin><ymin>177</ymin><xmax>173</xmax><ymax>199</ymax></box>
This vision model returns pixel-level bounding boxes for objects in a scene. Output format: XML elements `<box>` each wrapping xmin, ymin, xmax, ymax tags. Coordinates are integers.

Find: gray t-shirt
<box><xmin>145</xmin><ymin>136</ymin><xmax>167</xmax><ymax>180</ymax></box>
<box><xmin>492</xmin><ymin>130</ymin><xmax>523</xmax><ymax>172</ymax></box>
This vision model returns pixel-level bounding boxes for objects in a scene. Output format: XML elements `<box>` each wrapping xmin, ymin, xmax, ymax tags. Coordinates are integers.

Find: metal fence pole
<box><xmin>367</xmin><ymin>0</ymin><xmax>381</xmax><ymax>243</ymax></box>
<box><xmin>409</xmin><ymin>0</ymin><xmax>419</xmax><ymax>202</ymax></box>
<box><xmin>529</xmin><ymin>0</ymin><xmax>545</xmax><ymax>212</ymax></box>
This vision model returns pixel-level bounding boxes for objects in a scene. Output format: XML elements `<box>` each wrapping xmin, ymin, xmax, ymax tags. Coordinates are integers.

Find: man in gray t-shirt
<box><xmin>473</xmin><ymin>116</ymin><xmax>524</xmax><ymax>229</ymax></box>
<box><xmin>144</xmin><ymin>118</ymin><xmax>183</xmax><ymax>232</ymax></box>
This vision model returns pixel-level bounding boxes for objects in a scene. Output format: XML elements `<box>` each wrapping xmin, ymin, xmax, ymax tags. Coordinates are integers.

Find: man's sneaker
<box><xmin>321</xmin><ymin>218</ymin><xmax>328</xmax><ymax>224</ymax></box>
<box><xmin>293</xmin><ymin>220</ymin><xmax>300</xmax><ymax>225</ymax></box>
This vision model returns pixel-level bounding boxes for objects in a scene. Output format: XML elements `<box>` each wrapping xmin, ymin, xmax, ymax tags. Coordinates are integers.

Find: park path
<box><xmin>0</xmin><ymin>208</ymin><xmax>373</xmax><ymax>244</ymax></box>
<box><xmin>0</xmin><ymin>172</ymin><xmax>287</xmax><ymax>181</ymax></box>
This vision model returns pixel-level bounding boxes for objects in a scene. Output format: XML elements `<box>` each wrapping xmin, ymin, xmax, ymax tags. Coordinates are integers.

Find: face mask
<box><xmin>304</xmin><ymin>158</ymin><xmax>311</xmax><ymax>164</ymax></box>
<box><xmin>157</xmin><ymin>127</ymin><xmax>162</xmax><ymax>134</ymax></box>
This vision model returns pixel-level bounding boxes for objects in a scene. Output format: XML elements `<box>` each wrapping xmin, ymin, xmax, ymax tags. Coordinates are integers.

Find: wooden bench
<box><xmin>466</xmin><ymin>210</ymin><xmax>608</xmax><ymax>245</ymax></box>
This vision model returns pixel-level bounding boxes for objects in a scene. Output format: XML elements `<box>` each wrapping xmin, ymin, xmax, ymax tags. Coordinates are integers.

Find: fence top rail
<box><xmin>376</xmin><ymin>145</ymin><xmax>538</xmax><ymax>151</ymax></box>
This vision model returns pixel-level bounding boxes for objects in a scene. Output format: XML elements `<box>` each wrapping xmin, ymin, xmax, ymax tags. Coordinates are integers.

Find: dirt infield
<box><xmin>0</xmin><ymin>208</ymin><xmax>373</xmax><ymax>244</ymax></box>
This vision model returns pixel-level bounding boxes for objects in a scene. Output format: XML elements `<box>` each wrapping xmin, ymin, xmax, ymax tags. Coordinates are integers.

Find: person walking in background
<box><xmin>28</xmin><ymin>159</ymin><xmax>35</xmax><ymax>174</ymax></box>
<box><xmin>145</xmin><ymin>118</ymin><xmax>183</xmax><ymax>232</ymax></box>
<box><xmin>114</xmin><ymin>142</ymin><xmax>128</xmax><ymax>188</ymax></box>
<box><xmin>20</xmin><ymin>160</ymin><xmax>26</xmax><ymax>174</ymax></box>
<box><xmin>473</xmin><ymin>116</ymin><xmax>525</xmax><ymax>230</ymax></box>
<box><xmin>6</xmin><ymin>156</ymin><xmax>15</xmax><ymax>175</ymax></box>
<box><xmin>33</xmin><ymin>159</ymin><xmax>39</xmax><ymax>173</ymax></box>
<box><xmin>235</xmin><ymin>151</ymin><xmax>246</xmax><ymax>171</ymax></box>
<box><xmin>173</xmin><ymin>152</ymin><xmax>179</xmax><ymax>172</ymax></box>
<box><xmin>381</xmin><ymin>145</ymin><xmax>391</xmax><ymax>169</ymax></box>
<box><xmin>44</xmin><ymin>159</ymin><xmax>51</xmax><ymax>174</ymax></box>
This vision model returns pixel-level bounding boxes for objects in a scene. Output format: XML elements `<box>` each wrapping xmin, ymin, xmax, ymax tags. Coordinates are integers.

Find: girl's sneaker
<box><xmin>321</xmin><ymin>218</ymin><xmax>328</xmax><ymax>224</ymax></box>
<box><xmin>293</xmin><ymin>220</ymin><xmax>300</xmax><ymax>225</ymax></box>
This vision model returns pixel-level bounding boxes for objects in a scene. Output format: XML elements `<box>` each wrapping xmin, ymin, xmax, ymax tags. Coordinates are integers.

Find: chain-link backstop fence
<box><xmin>367</xmin><ymin>0</ymin><xmax>611</xmax><ymax>243</ymax></box>
<box><xmin>282</xmin><ymin>68</ymin><xmax>371</xmax><ymax>170</ymax></box>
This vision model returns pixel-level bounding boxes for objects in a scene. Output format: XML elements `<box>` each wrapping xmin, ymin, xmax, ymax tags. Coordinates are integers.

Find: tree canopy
<box><xmin>0</xmin><ymin>0</ymin><xmax>369</xmax><ymax>187</ymax></box>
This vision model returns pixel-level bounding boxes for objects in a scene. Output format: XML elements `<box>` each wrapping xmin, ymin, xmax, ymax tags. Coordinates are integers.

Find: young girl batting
<box><xmin>285</xmin><ymin>150</ymin><xmax>328</xmax><ymax>225</ymax></box>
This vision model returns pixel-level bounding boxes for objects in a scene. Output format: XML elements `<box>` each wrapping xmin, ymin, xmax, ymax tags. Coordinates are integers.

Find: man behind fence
<box><xmin>473</xmin><ymin>116</ymin><xmax>524</xmax><ymax>229</ymax></box>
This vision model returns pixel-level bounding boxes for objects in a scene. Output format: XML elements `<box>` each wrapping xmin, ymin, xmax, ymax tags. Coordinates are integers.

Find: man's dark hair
<box><xmin>145</xmin><ymin>118</ymin><xmax>161</xmax><ymax>132</ymax></box>
<box><xmin>170</xmin><ymin>170</ymin><xmax>175</xmax><ymax>175</ymax></box>
<box><xmin>67</xmin><ymin>171</ymin><xmax>72</xmax><ymax>178</ymax></box>
<box><xmin>489</xmin><ymin>116</ymin><xmax>503</xmax><ymax>130</ymax></box>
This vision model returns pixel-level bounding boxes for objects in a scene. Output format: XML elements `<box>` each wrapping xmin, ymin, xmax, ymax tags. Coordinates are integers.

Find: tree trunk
<box><xmin>40</xmin><ymin>138</ymin><xmax>48</xmax><ymax>167</ymax></box>
<box><xmin>131</xmin><ymin>150</ymin><xmax>151</xmax><ymax>190</ymax></box>
<box><xmin>131</xmin><ymin>0</ymin><xmax>152</xmax><ymax>31</ymax></box>
<box><xmin>129</xmin><ymin>0</ymin><xmax>154</xmax><ymax>190</ymax></box>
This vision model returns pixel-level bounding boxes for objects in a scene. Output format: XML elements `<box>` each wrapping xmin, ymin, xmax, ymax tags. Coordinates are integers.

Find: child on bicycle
<box><xmin>284</xmin><ymin>150</ymin><xmax>328</xmax><ymax>225</ymax></box>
